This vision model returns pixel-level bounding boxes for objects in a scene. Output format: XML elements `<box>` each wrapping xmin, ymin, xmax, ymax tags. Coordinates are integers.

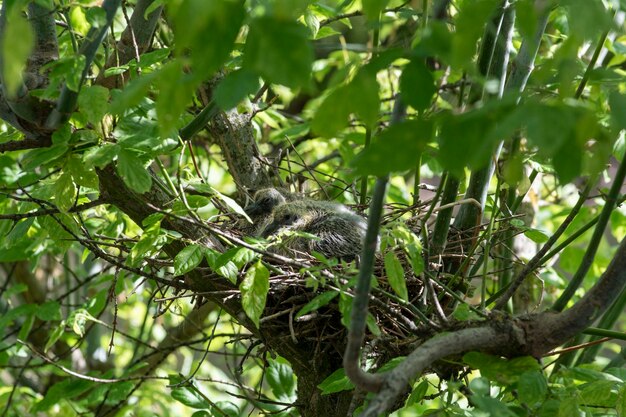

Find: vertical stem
<box><xmin>359</xmin><ymin>14</ymin><xmax>381</xmax><ymax>205</ymax></box>
<box><xmin>553</xmin><ymin>151</ymin><xmax>626</xmax><ymax>311</ymax></box>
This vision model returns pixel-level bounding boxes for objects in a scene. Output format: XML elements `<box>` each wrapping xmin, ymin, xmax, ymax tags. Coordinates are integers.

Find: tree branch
<box><xmin>45</xmin><ymin>0</ymin><xmax>122</xmax><ymax>129</ymax></box>
<box><xmin>96</xmin><ymin>0</ymin><xmax>163</xmax><ymax>89</ymax></box>
<box><xmin>552</xmin><ymin>149</ymin><xmax>626</xmax><ymax>311</ymax></box>
<box><xmin>360</xmin><ymin>234</ymin><xmax>626</xmax><ymax>416</ymax></box>
<box><xmin>493</xmin><ymin>178</ymin><xmax>594</xmax><ymax>310</ymax></box>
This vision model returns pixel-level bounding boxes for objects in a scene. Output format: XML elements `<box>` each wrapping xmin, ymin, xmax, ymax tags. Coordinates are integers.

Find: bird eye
<box><xmin>260</xmin><ymin>197</ymin><xmax>271</xmax><ymax>205</ymax></box>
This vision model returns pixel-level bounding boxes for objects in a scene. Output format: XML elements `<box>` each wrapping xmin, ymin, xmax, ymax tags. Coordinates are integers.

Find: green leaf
<box><xmin>352</xmin><ymin>119</ymin><xmax>433</xmax><ymax>176</ymax></box>
<box><xmin>400</xmin><ymin>59</ymin><xmax>436</xmax><ymax>112</ymax></box>
<box><xmin>311</xmin><ymin>84</ymin><xmax>353</xmax><ymax>137</ymax></box>
<box><xmin>155</xmin><ymin>61</ymin><xmax>198</xmax><ymax>137</ymax></box>
<box><xmin>244</xmin><ymin>17</ymin><xmax>314</xmax><ymax>89</ymax></box>
<box><xmin>116</xmin><ymin>149</ymin><xmax>152</xmax><ymax>194</ymax></box>
<box><xmin>211</xmin><ymin>187</ymin><xmax>251</xmax><ymax>223</ymax></box>
<box><xmin>317</xmin><ymin>368</ymin><xmax>355</xmax><ymax>395</ymax></box>
<box><xmin>83</xmin><ymin>143</ymin><xmax>119</xmax><ymax>168</ymax></box>
<box><xmin>67</xmin><ymin>155</ymin><xmax>99</xmax><ymax>189</ymax></box>
<box><xmin>110</xmin><ymin>71</ymin><xmax>159</xmax><ymax>115</ymax></box>
<box><xmin>17</xmin><ymin>312</ymin><xmax>35</xmax><ymax>341</ymax></box>
<box><xmin>617</xmin><ymin>383</ymin><xmax>626</xmax><ymax>417</ymax></box>
<box><xmin>174</xmin><ymin>245</ymin><xmax>205</xmax><ymax>275</ymax></box>
<box><xmin>173</xmin><ymin>0</ymin><xmax>245</xmax><ymax>78</ymax></box>
<box><xmin>579</xmin><ymin>380</ymin><xmax>619</xmax><ymax>407</ymax></box>
<box><xmin>128</xmin><ymin>221</ymin><xmax>167</xmax><ymax>267</ymax></box>
<box><xmin>451</xmin><ymin>0</ymin><xmax>499</xmax><ymax>69</ymax></box>
<box><xmin>0</xmin><ymin>8</ymin><xmax>34</xmax><ymax>97</ymax></box>
<box><xmin>171</xmin><ymin>385</ymin><xmax>211</xmax><ymax>409</ymax></box>
<box><xmin>33</xmin><ymin>379</ymin><xmax>93</xmax><ymax>412</ymax></box>
<box><xmin>295</xmin><ymin>291</ymin><xmax>338</xmax><ymax>319</ymax></box>
<box><xmin>266</xmin><ymin>359</ymin><xmax>296</xmax><ymax>400</ymax></box>
<box><xmin>405</xmin><ymin>380</ymin><xmax>429</xmax><ymax>406</ymax></box>
<box><xmin>524</xmin><ymin>228</ymin><xmax>549</xmax><ymax>244</ymax></box>
<box><xmin>463</xmin><ymin>352</ymin><xmax>541</xmax><ymax>385</ymax></box>
<box><xmin>562</xmin><ymin>0</ymin><xmax>614</xmax><ymax>40</ymax></box>
<box><xmin>384</xmin><ymin>251</ymin><xmax>408</xmax><ymax>301</ymax></box>
<box><xmin>517</xmin><ymin>370</ymin><xmax>548</xmax><ymax>406</ymax></box>
<box><xmin>35</xmin><ymin>301</ymin><xmax>62</xmax><ymax>321</ymax></box>
<box><xmin>351</xmin><ymin>69</ymin><xmax>380</xmax><ymax>128</ymax></box>
<box><xmin>452</xmin><ymin>303</ymin><xmax>482</xmax><ymax>321</ymax></box>
<box><xmin>54</xmin><ymin>172</ymin><xmax>77</xmax><ymax>213</ymax></box>
<box><xmin>558</xmin><ymin>396</ymin><xmax>582</xmax><ymax>417</ymax></box>
<box><xmin>438</xmin><ymin>107</ymin><xmax>503</xmax><ymax>176</ymax></box>
<box><xmin>406</xmin><ymin>242</ymin><xmax>424</xmax><ymax>275</ymax></box>
<box><xmin>239</xmin><ymin>261</ymin><xmax>269</xmax><ymax>328</ymax></box>
<box><xmin>206</xmin><ymin>249</ymin><xmax>240</xmax><ymax>284</ymax></box>
<box><xmin>214</xmin><ymin>69</ymin><xmax>260</xmax><ymax>110</ymax></box>
<box><xmin>609</xmin><ymin>91</ymin><xmax>626</xmax><ymax>132</ymax></box>
<box><xmin>362</xmin><ymin>0</ymin><xmax>388</xmax><ymax>20</ymax></box>
<box><xmin>45</xmin><ymin>321</ymin><xmax>66</xmax><ymax>353</ymax></box>
<box><xmin>22</xmin><ymin>144</ymin><xmax>68</xmax><ymax>171</ymax></box>
<box><xmin>78</xmin><ymin>85</ymin><xmax>110</xmax><ymax>124</ymax></box>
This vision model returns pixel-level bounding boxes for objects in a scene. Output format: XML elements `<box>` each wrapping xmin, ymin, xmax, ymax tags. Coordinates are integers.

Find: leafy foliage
<box><xmin>0</xmin><ymin>0</ymin><xmax>624</xmax><ymax>416</ymax></box>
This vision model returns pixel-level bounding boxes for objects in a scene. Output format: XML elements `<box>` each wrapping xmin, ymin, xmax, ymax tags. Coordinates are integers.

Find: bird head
<box><xmin>244</xmin><ymin>188</ymin><xmax>287</xmax><ymax>217</ymax></box>
<box><xmin>261</xmin><ymin>202</ymin><xmax>310</xmax><ymax>237</ymax></box>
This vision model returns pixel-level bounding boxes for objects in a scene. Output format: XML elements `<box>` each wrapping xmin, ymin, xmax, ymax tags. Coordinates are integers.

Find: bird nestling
<box><xmin>239</xmin><ymin>188</ymin><xmax>301</xmax><ymax>236</ymax></box>
<box><xmin>260</xmin><ymin>200</ymin><xmax>368</xmax><ymax>261</ymax></box>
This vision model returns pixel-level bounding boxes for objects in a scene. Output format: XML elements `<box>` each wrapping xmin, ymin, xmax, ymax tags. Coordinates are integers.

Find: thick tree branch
<box><xmin>207</xmin><ymin>109</ymin><xmax>273</xmax><ymax>193</ymax></box>
<box><xmin>45</xmin><ymin>0</ymin><xmax>122</xmax><ymax>129</ymax></box>
<box><xmin>360</xmin><ymin>234</ymin><xmax>626</xmax><ymax>416</ymax></box>
<box><xmin>0</xmin><ymin>2</ymin><xmax>58</xmax><ymax>134</ymax></box>
<box><xmin>96</xmin><ymin>0</ymin><xmax>163</xmax><ymax>89</ymax></box>
<box><xmin>360</xmin><ymin>325</ymin><xmax>516</xmax><ymax>417</ymax></box>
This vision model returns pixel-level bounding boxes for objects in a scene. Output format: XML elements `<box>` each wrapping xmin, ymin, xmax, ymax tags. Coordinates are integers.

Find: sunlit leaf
<box><xmin>384</xmin><ymin>251</ymin><xmax>408</xmax><ymax>301</ymax></box>
<box><xmin>174</xmin><ymin>245</ymin><xmax>205</xmax><ymax>275</ymax></box>
<box><xmin>317</xmin><ymin>368</ymin><xmax>355</xmax><ymax>395</ymax></box>
<box><xmin>239</xmin><ymin>261</ymin><xmax>269</xmax><ymax>328</ymax></box>
<box><xmin>116</xmin><ymin>149</ymin><xmax>152</xmax><ymax>194</ymax></box>
<box><xmin>0</xmin><ymin>8</ymin><xmax>34</xmax><ymax>97</ymax></box>
<box><xmin>295</xmin><ymin>291</ymin><xmax>338</xmax><ymax>319</ymax></box>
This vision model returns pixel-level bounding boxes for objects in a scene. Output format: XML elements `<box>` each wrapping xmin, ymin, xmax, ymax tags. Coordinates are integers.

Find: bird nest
<box><xmin>208</xmin><ymin>199</ymin><xmax>513</xmax><ymax>369</ymax></box>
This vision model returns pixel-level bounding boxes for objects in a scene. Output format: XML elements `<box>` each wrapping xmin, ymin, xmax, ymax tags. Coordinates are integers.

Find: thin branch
<box><xmin>343</xmin><ymin>177</ymin><xmax>388</xmax><ymax>392</ymax></box>
<box><xmin>0</xmin><ymin>136</ymin><xmax>51</xmax><ymax>153</ymax></box>
<box><xmin>96</xmin><ymin>0</ymin><xmax>163</xmax><ymax>88</ymax></box>
<box><xmin>553</xmin><ymin>150</ymin><xmax>626</xmax><ymax>311</ymax></box>
<box><xmin>493</xmin><ymin>179</ymin><xmax>595</xmax><ymax>310</ymax></box>
<box><xmin>344</xmin><ymin>101</ymin><xmax>406</xmax><ymax>392</ymax></box>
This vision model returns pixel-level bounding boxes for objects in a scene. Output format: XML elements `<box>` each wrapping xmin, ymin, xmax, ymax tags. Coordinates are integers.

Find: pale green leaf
<box><xmin>54</xmin><ymin>172</ymin><xmax>77</xmax><ymax>213</ymax></box>
<box><xmin>116</xmin><ymin>149</ymin><xmax>152</xmax><ymax>194</ymax></box>
<box><xmin>239</xmin><ymin>261</ymin><xmax>269</xmax><ymax>328</ymax></box>
<box><xmin>384</xmin><ymin>251</ymin><xmax>408</xmax><ymax>301</ymax></box>
<box><xmin>174</xmin><ymin>245</ymin><xmax>205</xmax><ymax>275</ymax></box>
<box><xmin>295</xmin><ymin>291</ymin><xmax>338</xmax><ymax>319</ymax></box>
<box><xmin>1</xmin><ymin>10</ymin><xmax>34</xmax><ymax>97</ymax></box>
<box><xmin>78</xmin><ymin>85</ymin><xmax>110</xmax><ymax>125</ymax></box>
